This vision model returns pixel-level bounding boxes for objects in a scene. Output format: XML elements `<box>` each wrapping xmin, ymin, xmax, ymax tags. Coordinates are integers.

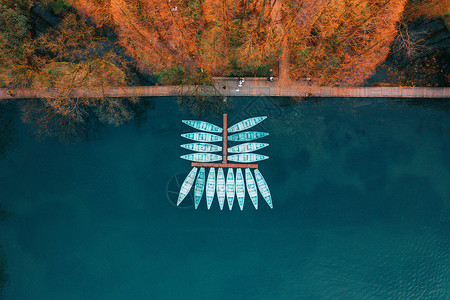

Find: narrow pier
<box><xmin>191</xmin><ymin>114</ymin><xmax>259</xmax><ymax>169</ymax></box>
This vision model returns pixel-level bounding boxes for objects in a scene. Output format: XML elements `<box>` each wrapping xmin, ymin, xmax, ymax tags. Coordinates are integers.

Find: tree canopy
<box><xmin>0</xmin><ymin>1</ymin><xmax>140</xmax><ymax>141</ymax></box>
<box><xmin>71</xmin><ymin>0</ymin><xmax>407</xmax><ymax>85</ymax></box>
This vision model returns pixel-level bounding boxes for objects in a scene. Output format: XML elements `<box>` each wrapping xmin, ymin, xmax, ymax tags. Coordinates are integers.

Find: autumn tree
<box><xmin>0</xmin><ymin>0</ymin><xmax>34</xmax><ymax>87</ymax></box>
<box><xmin>285</xmin><ymin>0</ymin><xmax>406</xmax><ymax>85</ymax></box>
<box><xmin>70</xmin><ymin>0</ymin><xmax>281</xmax><ymax>78</ymax></box>
<box><xmin>2</xmin><ymin>0</ymin><xmax>421</xmax><ymax>91</ymax></box>
<box><xmin>21</xmin><ymin>13</ymin><xmax>140</xmax><ymax>141</ymax></box>
<box><xmin>402</xmin><ymin>0</ymin><xmax>449</xmax><ymax>23</ymax></box>
<box><xmin>391</xmin><ymin>21</ymin><xmax>427</xmax><ymax>59</ymax></box>
<box><xmin>1</xmin><ymin>2</ymin><xmax>142</xmax><ymax>141</ymax></box>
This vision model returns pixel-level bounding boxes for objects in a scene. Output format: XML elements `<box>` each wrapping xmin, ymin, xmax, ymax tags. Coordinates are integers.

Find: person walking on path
<box><xmin>236</xmin><ymin>77</ymin><xmax>245</xmax><ymax>91</ymax></box>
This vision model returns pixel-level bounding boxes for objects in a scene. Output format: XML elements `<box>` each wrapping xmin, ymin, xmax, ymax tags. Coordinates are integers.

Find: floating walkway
<box><xmin>1</xmin><ymin>78</ymin><xmax>449</xmax><ymax>99</ymax></box>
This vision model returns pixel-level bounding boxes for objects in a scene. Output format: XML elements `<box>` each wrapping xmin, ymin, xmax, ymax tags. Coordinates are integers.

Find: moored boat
<box><xmin>181</xmin><ymin>143</ymin><xmax>222</xmax><ymax>152</ymax></box>
<box><xmin>194</xmin><ymin>168</ymin><xmax>206</xmax><ymax>209</ymax></box>
<box><xmin>227</xmin><ymin>131</ymin><xmax>268</xmax><ymax>142</ymax></box>
<box><xmin>235</xmin><ymin>169</ymin><xmax>245</xmax><ymax>210</ymax></box>
<box><xmin>227</xmin><ymin>142</ymin><xmax>269</xmax><ymax>153</ymax></box>
<box><xmin>181</xmin><ymin>132</ymin><xmax>222</xmax><ymax>142</ymax></box>
<box><xmin>180</xmin><ymin>153</ymin><xmax>222</xmax><ymax>162</ymax></box>
<box><xmin>227</xmin><ymin>153</ymin><xmax>269</xmax><ymax>163</ymax></box>
<box><xmin>254</xmin><ymin>169</ymin><xmax>273</xmax><ymax>208</ymax></box>
<box><xmin>226</xmin><ymin>168</ymin><xmax>235</xmax><ymax>210</ymax></box>
<box><xmin>217</xmin><ymin>168</ymin><xmax>225</xmax><ymax>210</ymax></box>
<box><xmin>206</xmin><ymin>168</ymin><xmax>216</xmax><ymax>210</ymax></box>
<box><xmin>245</xmin><ymin>168</ymin><xmax>258</xmax><ymax>209</ymax></box>
<box><xmin>228</xmin><ymin>116</ymin><xmax>267</xmax><ymax>133</ymax></box>
<box><xmin>182</xmin><ymin>120</ymin><xmax>223</xmax><ymax>133</ymax></box>
<box><xmin>177</xmin><ymin>167</ymin><xmax>198</xmax><ymax>206</ymax></box>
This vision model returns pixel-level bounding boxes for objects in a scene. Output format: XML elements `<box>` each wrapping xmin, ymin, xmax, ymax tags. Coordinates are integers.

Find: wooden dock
<box><xmin>190</xmin><ymin>114</ymin><xmax>259</xmax><ymax>169</ymax></box>
<box><xmin>191</xmin><ymin>162</ymin><xmax>259</xmax><ymax>169</ymax></box>
<box><xmin>1</xmin><ymin>78</ymin><xmax>449</xmax><ymax>99</ymax></box>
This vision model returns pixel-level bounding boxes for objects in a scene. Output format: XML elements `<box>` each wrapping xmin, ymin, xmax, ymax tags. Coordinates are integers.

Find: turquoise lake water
<box><xmin>0</xmin><ymin>97</ymin><xmax>449</xmax><ymax>299</ymax></box>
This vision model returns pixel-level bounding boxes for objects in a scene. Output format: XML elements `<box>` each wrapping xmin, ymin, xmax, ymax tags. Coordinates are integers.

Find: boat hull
<box><xmin>227</xmin><ymin>153</ymin><xmax>269</xmax><ymax>163</ymax></box>
<box><xmin>227</xmin><ymin>131</ymin><xmax>268</xmax><ymax>142</ymax></box>
<box><xmin>181</xmin><ymin>153</ymin><xmax>222</xmax><ymax>162</ymax></box>
<box><xmin>194</xmin><ymin>168</ymin><xmax>206</xmax><ymax>209</ymax></box>
<box><xmin>228</xmin><ymin>116</ymin><xmax>267</xmax><ymax>133</ymax></box>
<box><xmin>206</xmin><ymin>168</ymin><xmax>216</xmax><ymax>210</ymax></box>
<box><xmin>227</xmin><ymin>142</ymin><xmax>269</xmax><ymax>153</ymax></box>
<box><xmin>235</xmin><ymin>168</ymin><xmax>245</xmax><ymax>210</ymax></box>
<box><xmin>245</xmin><ymin>168</ymin><xmax>258</xmax><ymax>209</ymax></box>
<box><xmin>182</xmin><ymin>132</ymin><xmax>222</xmax><ymax>142</ymax></box>
<box><xmin>217</xmin><ymin>168</ymin><xmax>225</xmax><ymax>210</ymax></box>
<box><xmin>177</xmin><ymin>167</ymin><xmax>198</xmax><ymax>206</ymax></box>
<box><xmin>226</xmin><ymin>168</ymin><xmax>235</xmax><ymax>210</ymax></box>
<box><xmin>181</xmin><ymin>143</ymin><xmax>222</xmax><ymax>152</ymax></box>
<box><xmin>182</xmin><ymin>120</ymin><xmax>222</xmax><ymax>133</ymax></box>
<box><xmin>254</xmin><ymin>169</ymin><xmax>273</xmax><ymax>208</ymax></box>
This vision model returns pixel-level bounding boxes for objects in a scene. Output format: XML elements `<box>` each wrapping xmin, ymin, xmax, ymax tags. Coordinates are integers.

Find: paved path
<box><xmin>271</xmin><ymin>0</ymin><xmax>290</xmax><ymax>85</ymax></box>
<box><xmin>1</xmin><ymin>78</ymin><xmax>449</xmax><ymax>99</ymax></box>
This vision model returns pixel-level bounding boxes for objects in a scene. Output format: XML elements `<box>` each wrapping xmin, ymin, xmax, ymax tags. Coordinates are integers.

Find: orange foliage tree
<box><xmin>72</xmin><ymin>0</ymin><xmax>406</xmax><ymax>85</ymax></box>
<box><xmin>70</xmin><ymin>0</ymin><xmax>281</xmax><ymax>77</ymax></box>
<box><xmin>21</xmin><ymin>12</ymin><xmax>140</xmax><ymax>141</ymax></box>
<box><xmin>284</xmin><ymin>0</ymin><xmax>406</xmax><ymax>85</ymax></box>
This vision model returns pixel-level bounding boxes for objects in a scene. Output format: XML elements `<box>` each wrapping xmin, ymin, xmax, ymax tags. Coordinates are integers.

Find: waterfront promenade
<box><xmin>1</xmin><ymin>78</ymin><xmax>449</xmax><ymax>100</ymax></box>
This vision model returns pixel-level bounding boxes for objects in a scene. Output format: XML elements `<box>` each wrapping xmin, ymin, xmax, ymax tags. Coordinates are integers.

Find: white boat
<box><xmin>181</xmin><ymin>153</ymin><xmax>222</xmax><ymax>162</ymax></box>
<box><xmin>228</xmin><ymin>116</ymin><xmax>267</xmax><ymax>133</ymax></box>
<box><xmin>227</xmin><ymin>153</ymin><xmax>269</xmax><ymax>163</ymax></box>
<box><xmin>194</xmin><ymin>168</ymin><xmax>205</xmax><ymax>209</ymax></box>
<box><xmin>216</xmin><ymin>168</ymin><xmax>225</xmax><ymax>210</ymax></box>
<box><xmin>254</xmin><ymin>169</ymin><xmax>273</xmax><ymax>209</ymax></box>
<box><xmin>177</xmin><ymin>167</ymin><xmax>198</xmax><ymax>206</ymax></box>
<box><xmin>181</xmin><ymin>143</ymin><xmax>222</xmax><ymax>152</ymax></box>
<box><xmin>235</xmin><ymin>169</ymin><xmax>245</xmax><ymax>210</ymax></box>
<box><xmin>206</xmin><ymin>168</ymin><xmax>216</xmax><ymax>210</ymax></box>
<box><xmin>226</xmin><ymin>168</ymin><xmax>235</xmax><ymax>210</ymax></box>
<box><xmin>182</xmin><ymin>120</ymin><xmax>223</xmax><ymax>133</ymax></box>
<box><xmin>227</xmin><ymin>131</ymin><xmax>268</xmax><ymax>142</ymax></box>
<box><xmin>245</xmin><ymin>168</ymin><xmax>258</xmax><ymax>209</ymax></box>
<box><xmin>181</xmin><ymin>132</ymin><xmax>222</xmax><ymax>142</ymax></box>
<box><xmin>227</xmin><ymin>142</ymin><xmax>269</xmax><ymax>153</ymax></box>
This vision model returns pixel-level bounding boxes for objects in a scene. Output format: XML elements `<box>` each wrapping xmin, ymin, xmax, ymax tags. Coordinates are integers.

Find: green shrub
<box><xmin>51</xmin><ymin>0</ymin><xmax>69</xmax><ymax>15</ymax></box>
<box><xmin>155</xmin><ymin>65</ymin><xmax>187</xmax><ymax>85</ymax></box>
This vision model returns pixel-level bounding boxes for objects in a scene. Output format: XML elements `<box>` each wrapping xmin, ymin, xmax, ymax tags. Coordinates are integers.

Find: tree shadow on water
<box><xmin>177</xmin><ymin>92</ymin><xmax>231</xmax><ymax>118</ymax></box>
<box><xmin>129</xmin><ymin>97</ymin><xmax>155</xmax><ymax>127</ymax></box>
<box><xmin>19</xmin><ymin>97</ymin><xmax>144</xmax><ymax>143</ymax></box>
<box><xmin>0</xmin><ymin>204</ymin><xmax>7</xmax><ymax>296</ymax></box>
<box><xmin>176</xmin><ymin>70</ymin><xmax>231</xmax><ymax>117</ymax></box>
<box><xmin>0</xmin><ymin>102</ymin><xmax>18</xmax><ymax>159</ymax></box>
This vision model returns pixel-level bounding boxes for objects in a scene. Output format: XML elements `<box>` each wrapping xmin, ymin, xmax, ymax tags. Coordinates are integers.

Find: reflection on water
<box><xmin>0</xmin><ymin>97</ymin><xmax>449</xmax><ymax>299</ymax></box>
<box><xmin>0</xmin><ymin>201</ymin><xmax>6</xmax><ymax>294</ymax></box>
<box><xmin>0</xmin><ymin>102</ymin><xmax>17</xmax><ymax>159</ymax></box>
